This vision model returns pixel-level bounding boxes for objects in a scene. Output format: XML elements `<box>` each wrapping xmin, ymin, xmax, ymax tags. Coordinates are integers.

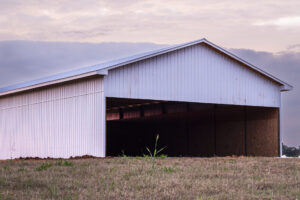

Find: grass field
<box><xmin>0</xmin><ymin>157</ymin><xmax>300</xmax><ymax>200</ymax></box>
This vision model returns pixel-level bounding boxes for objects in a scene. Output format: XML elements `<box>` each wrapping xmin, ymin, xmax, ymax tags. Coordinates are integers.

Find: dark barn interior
<box><xmin>106</xmin><ymin>97</ymin><xmax>279</xmax><ymax>157</ymax></box>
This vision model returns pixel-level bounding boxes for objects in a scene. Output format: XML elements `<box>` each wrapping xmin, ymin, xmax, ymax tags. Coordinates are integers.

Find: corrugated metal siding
<box><xmin>0</xmin><ymin>77</ymin><xmax>105</xmax><ymax>159</ymax></box>
<box><xmin>104</xmin><ymin>44</ymin><xmax>281</xmax><ymax>107</ymax></box>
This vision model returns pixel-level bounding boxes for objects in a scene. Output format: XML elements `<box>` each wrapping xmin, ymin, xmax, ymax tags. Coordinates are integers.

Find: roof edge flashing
<box><xmin>0</xmin><ymin>71</ymin><xmax>101</xmax><ymax>97</ymax></box>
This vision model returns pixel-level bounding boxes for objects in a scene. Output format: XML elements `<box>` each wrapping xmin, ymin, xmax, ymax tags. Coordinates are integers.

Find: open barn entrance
<box><xmin>106</xmin><ymin>98</ymin><xmax>280</xmax><ymax>157</ymax></box>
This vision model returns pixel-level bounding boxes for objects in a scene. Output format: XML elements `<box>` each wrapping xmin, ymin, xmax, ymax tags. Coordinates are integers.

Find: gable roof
<box><xmin>0</xmin><ymin>38</ymin><xmax>293</xmax><ymax>96</ymax></box>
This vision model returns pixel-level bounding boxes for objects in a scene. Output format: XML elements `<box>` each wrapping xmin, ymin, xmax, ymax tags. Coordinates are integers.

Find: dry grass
<box><xmin>0</xmin><ymin>157</ymin><xmax>300</xmax><ymax>200</ymax></box>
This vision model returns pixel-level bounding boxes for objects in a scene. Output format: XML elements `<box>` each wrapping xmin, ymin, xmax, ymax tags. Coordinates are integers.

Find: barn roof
<box><xmin>0</xmin><ymin>38</ymin><xmax>293</xmax><ymax>96</ymax></box>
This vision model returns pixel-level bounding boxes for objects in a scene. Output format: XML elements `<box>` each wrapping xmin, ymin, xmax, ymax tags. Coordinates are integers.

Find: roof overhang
<box><xmin>0</xmin><ymin>71</ymin><xmax>106</xmax><ymax>97</ymax></box>
<box><xmin>280</xmin><ymin>84</ymin><xmax>293</xmax><ymax>92</ymax></box>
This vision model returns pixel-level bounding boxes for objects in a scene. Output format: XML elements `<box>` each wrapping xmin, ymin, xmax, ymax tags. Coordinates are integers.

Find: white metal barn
<box><xmin>0</xmin><ymin>39</ymin><xmax>292</xmax><ymax>159</ymax></box>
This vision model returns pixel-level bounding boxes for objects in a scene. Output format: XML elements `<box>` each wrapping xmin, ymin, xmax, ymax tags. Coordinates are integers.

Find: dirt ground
<box><xmin>0</xmin><ymin>157</ymin><xmax>299</xmax><ymax>200</ymax></box>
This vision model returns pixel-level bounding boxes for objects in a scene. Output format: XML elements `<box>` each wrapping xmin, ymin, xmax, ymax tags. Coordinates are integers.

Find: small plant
<box><xmin>63</xmin><ymin>161</ymin><xmax>74</xmax><ymax>167</ymax></box>
<box><xmin>253</xmin><ymin>175</ymin><xmax>261</xmax><ymax>181</ymax></box>
<box><xmin>2</xmin><ymin>166</ymin><xmax>10</xmax><ymax>171</ymax></box>
<box><xmin>56</xmin><ymin>159</ymin><xmax>63</xmax><ymax>166</ymax></box>
<box><xmin>48</xmin><ymin>181</ymin><xmax>58</xmax><ymax>198</ymax></box>
<box><xmin>161</xmin><ymin>167</ymin><xmax>176</xmax><ymax>173</ymax></box>
<box><xmin>36</xmin><ymin>163</ymin><xmax>52</xmax><ymax>171</ymax></box>
<box><xmin>99</xmin><ymin>177</ymin><xmax>105</xmax><ymax>185</ymax></box>
<box><xmin>146</xmin><ymin>134</ymin><xmax>166</xmax><ymax>169</ymax></box>
<box><xmin>55</xmin><ymin>159</ymin><xmax>73</xmax><ymax>167</ymax></box>
<box><xmin>109</xmin><ymin>181</ymin><xmax>115</xmax><ymax>191</ymax></box>
<box><xmin>0</xmin><ymin>177</ymin><xmax>5</xmax><ymax>186</ymax></box>
<box><xmin>17</xmin><ymin>167</ymin><xmax>25</xmax><ymax>172</ymax></box>
<box><xmin>121</xmin><ymin>150</ymin><xmax>127</xmax><ymax>158</ymax></box>
<box><xmin>159</xmin><ymin>154</ymin><xmax>167</xmax><ymax>159</ymax></box>
<box><xmin>109</xmin><ymin>167</ymin><xmax>115</xmax><ymax>173</ymax></box>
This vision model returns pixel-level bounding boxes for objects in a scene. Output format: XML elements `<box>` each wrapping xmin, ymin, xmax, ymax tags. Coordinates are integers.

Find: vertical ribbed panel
<box><xmin>104</xmin><ymin>44</ymin><xmax>281</xmax><ymax>107</ymax></box>
<box><xmin>0</xmin><ymin>77</ymin><xmax>105</xmax><ymax>159</ymax></box>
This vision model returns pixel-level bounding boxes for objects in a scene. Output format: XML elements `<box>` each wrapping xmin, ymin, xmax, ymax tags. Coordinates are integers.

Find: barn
<box><xmin>0</xmin><ymin>39</ymin><xmax>292</xmax><ymax>159</ymax></box>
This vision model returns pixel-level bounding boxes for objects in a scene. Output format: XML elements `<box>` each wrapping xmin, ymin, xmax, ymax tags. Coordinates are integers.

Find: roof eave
<box><xmin>280</xmin><ymin>84</ymin><xmax>293</xmax><ymax>92</ymax></box>
<box><xmin>0</xmin><ymin>71</ymin><xmax>104</xmax><ymax>97</ymax></box>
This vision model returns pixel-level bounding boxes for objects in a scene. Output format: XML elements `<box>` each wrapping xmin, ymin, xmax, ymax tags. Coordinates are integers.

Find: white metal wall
<box><xmin>104</xmin><ymin>44</ymin><xmax>281</xmax><ymax>107</ymax></box>
<box><xmin>0</xmin><ymin>77</ymin><xmax>105</xmax><ymax>159</ymax></box>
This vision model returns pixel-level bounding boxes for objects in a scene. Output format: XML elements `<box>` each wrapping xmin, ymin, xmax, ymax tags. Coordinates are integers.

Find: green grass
<box><xmin>0</xmin><ymin>157</ymin><xmax>300</xmax><ymax>199</ymax></box>
<box><xmin>36</xmin><ymin>163</ymin><xmax>53</xmax><ymax>171</ymax></box>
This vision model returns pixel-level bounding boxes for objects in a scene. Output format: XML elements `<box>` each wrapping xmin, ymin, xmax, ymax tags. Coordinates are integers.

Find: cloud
<box><xmin>1</xmin><ymin>0</ymin><xmax>300</xmax><ymax>52</ymax></box>
<box><xmin>253</xmin><ymin>16</ymin><xmax>300</xmax><ymax>28</ymax></box>
<box><xmin>287</xmin><ymin>44</ymin><xmax>300</xmax><ymax>52</ymax></box>
<box><xmin>0</xmin><ymin>40</ymin><xmax>299</xmax><ymax>146</ymax></box>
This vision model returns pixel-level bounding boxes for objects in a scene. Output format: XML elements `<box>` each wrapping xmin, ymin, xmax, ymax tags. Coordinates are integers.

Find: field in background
<box><xmin>0</xmin><ymin>157</ymin><xmax>300</xmax><ymax>200</ymax></box>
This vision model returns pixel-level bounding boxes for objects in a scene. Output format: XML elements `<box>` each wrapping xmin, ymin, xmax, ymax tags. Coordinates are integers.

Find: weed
<box><xmin>36</xmin><ymin>163</ymin><xmax>52</xmax><ymax>171</ymax></box>
<box><xmin>2</xmin><ymin>166</ymin><xmax>10</xmax><ymax>171</ymax></box>
<box><xmin>161</xmin><ymin>167</ymin><xmax>176</xmax><ymax>173</ymax></box>
<box><xmin>0</xmin><ymin>177</ymin><xmax>5</xmax><ymax>186</ymax></box>
<box><xmin>159</xmin><ymin>154</ymin><xmax>168</xmax><ymax>159</ymax></box>
<box><xmin>18</xmin><ymin>167</ymin><xmax>25</xmax><ymax>172</ymax></box>
<box><xmin>146</xmin><ymin>134</ymin><xmax>166</xmax><ymax>169</ymax></box>
<box><xmin>56</xmin><ymin>159</ymin><xmax>63</xmax><ymax>166</ymax></box>
<box><xmin>63</xmin><ymin>161</ymin><xmax>73</xmax><ymax>167</ymax></box>
<box><xmin>80</xmin><ymin>162</ymin><xmax>91</xmax><ymax>167</ymax></box>
<box><xmin>99</xmin><ymin>177</ymin><xmax>105</xmax><ymax>185</ymax></box>
<box><xmin>135</xmin><ymin>156</ymin><xmax>144</xmax><ymax>160</ymax></box>
<box><xmin>48</xmin><ymin>181</ymin><xmax>58</xmax><ymax>198</ymax></box>
<box><xmin>228</xmin><ymin>159</ymin><xmax>237</xmax><ymax>164</ymax></box>
<box><xmin>109</xmin><ymin>167</ymin><xmax>115</xmax><ymax>173</ymax></box>
<box><xmin>110</xmin><ymin>181</ymin><xmax>115</xmax><ymax>191</ymax></box>
<box><xmin>121</xmin><ymin>150</ymin><xmax>127</xmax><ymax>158</ymax></box>
<box><xmin>55</xmin><ymin>159</ymin><xmax>73</xmax><ymax>167</ymax></box>
<box><xmin>253</xmin><ymin>175</ymin><xmax>262</xmax><ymax>181</ymax></box>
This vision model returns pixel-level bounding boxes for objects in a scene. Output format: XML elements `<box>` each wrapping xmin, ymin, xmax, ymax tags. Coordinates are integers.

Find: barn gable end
<box><xmin>104</xmin><ymin>43</ymin><xmax>281</xmax><ymax>107</ymax></box>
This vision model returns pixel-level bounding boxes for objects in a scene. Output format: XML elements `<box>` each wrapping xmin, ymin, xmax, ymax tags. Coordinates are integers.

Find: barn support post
<box><xmin>103</xmin><ymin>97</ymin><xmax>107</xmax><ymax>157</ymax></box>
<box><xmin>185</xmin><ymin>103</ymin><xmax>190</xmax><ymax>156</ymax></box>
<box><xmin>279</xmin><ymin>108</ymin><xmax>282</xmax><ymax>157</ymax></box>
<box><xmin>213</xmin><ymin>104</ymin><xmax>217</xmax><ymax>156</ymax></box>
<box><xmin>244</xmin><ymin>106</ymin><xmax>247</xmax><ymax>156</ymax></box>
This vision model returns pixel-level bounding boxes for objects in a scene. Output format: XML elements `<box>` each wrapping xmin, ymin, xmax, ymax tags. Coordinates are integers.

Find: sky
<box><xmin>0</xmin><ymin>0</ymin><xmax>299</xmax><ymax>146</ymax></box>
<box><xmin>1</xmin><ymin>0</ymin><xmax>300</xmax><ymax>52</ymax></box>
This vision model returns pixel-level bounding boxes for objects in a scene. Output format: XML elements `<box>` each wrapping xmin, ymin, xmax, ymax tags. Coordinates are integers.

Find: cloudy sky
<box><xmin>1</xmin><ymin>0</ymin><xmax>300</xmax><ymax>52</ymax></box>
<box><xmin>0</xmin><ymin>0</ymin><xmax>299</xmax><ymax>146</ymax></box>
